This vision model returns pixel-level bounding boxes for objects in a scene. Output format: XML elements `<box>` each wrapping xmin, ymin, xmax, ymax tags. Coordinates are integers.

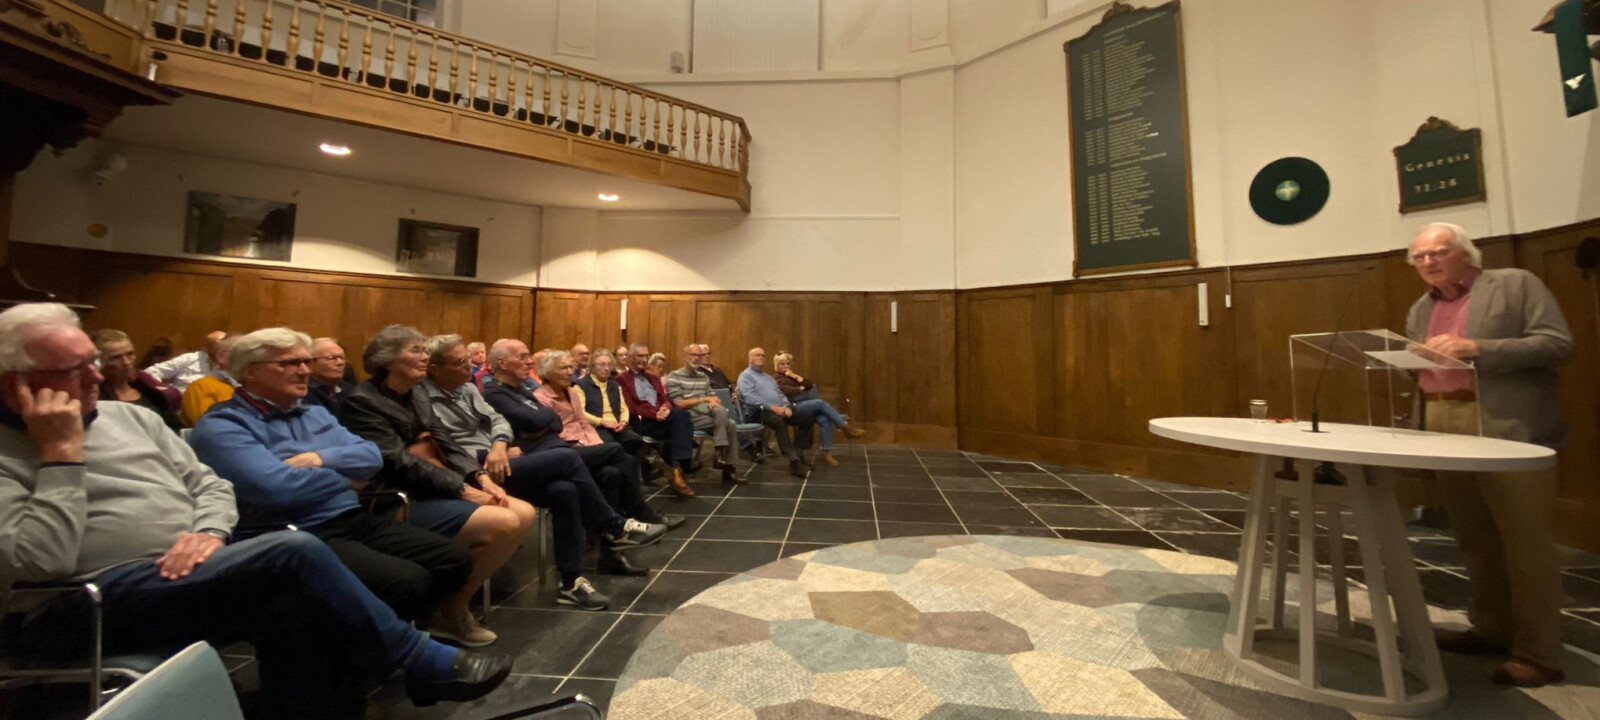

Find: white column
<box><xmin>554</xmin><ymin>0</ymin><xmax>600</xmax><ymax>72</ymax></box>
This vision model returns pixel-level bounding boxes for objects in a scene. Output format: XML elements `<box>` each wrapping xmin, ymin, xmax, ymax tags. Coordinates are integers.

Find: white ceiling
<box><xmin>106</xmin><ymin>95</ymin><xmax>740</xmax><ymax>211</ymax></box>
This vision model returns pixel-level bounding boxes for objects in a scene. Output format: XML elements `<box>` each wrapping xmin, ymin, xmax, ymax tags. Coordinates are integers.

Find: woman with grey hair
<box><xmin>339</xmin><ymin>324</ymin><xmax>531</xmax><ymax>646</ymax></box>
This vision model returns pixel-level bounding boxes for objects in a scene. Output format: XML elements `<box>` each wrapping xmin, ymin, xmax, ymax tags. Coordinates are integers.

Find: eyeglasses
<box><xmin>434</xmin><ymin>355</ymin><xmax>471</xmax><ymax>368</ymax></box>
<box><xmin>254</xmin><ymin>357</ymin><xmax>313</xmax><ymax>369</ymax></box>
<box><xmin>401</xmin><ymin>344</ymin><xmax>427</xmax><ymax>356</ymax></box>
<box><xmin>314</xmin><ymin>354</ymin><xmax>346</xmax><ymax>362</ymax></box>
<box><xmin>1408</xmin><ymin>249</ymin><xmax>1454</xmax><ymax>265</ymax></box>
<box><xmin>30</xmin><ymin>357</ymin><xmax>99</xmax><ymax>379</ymax></box>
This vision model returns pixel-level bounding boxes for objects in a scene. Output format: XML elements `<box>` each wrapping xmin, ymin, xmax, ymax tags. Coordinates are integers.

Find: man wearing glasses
<box><xmin>665</xmin><ymin>344</ymin><xmax>740</xmax><ymax>484</ymax></box>
<box><xmin>304</xmin><ymin>337</ymin><xmax>356</xmax><ymax>413</ymax></box>
<box><xmin>1403</xmin><ymin>222</ymin><xmax>1575</xmax><ymax>687</ymax></box>
<box><xmin>188</xmin><ymin>328</ymin><xmax>489</xmax><ymax>645</ymax></box>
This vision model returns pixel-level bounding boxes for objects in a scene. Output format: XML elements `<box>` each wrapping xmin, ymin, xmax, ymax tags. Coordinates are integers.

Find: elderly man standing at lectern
<box><xmin>1404</xmin><ymin>221</ymin><xmax>1575</xmax><ymax>687</ymax></box>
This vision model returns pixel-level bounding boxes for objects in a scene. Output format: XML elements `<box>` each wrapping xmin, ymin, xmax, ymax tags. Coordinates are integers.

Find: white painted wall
<box><xmin>13</xmin><ymin>142</ymin><xmax>542</xmax><ymax>286</ymax></box>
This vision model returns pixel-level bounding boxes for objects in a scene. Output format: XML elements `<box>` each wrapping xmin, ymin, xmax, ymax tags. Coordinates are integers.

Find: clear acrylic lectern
<box><xmin>1289</xmin><ymin>329</ymin><xmax>1479</xmax><ymax>434</ymax></box>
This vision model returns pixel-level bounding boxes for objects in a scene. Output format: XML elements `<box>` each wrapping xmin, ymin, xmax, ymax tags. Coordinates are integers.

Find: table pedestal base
<box><xmin>1225</xmin><ymin>455</ymin><xmax>1448</xmax><ymax>716</ymax></box>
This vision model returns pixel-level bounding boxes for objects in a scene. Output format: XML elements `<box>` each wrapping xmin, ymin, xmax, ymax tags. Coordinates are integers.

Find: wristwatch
<box><xmin>199</xmin><ymin>528</ymin><xmax>230</xmax><ymax>543</ymax></box>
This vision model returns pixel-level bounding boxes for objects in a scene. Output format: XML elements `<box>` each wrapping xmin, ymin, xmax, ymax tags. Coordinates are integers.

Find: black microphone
<box><xmin>1306</xmin><ymin>280</ymin><xmax>1363</xmax><ymax>434</ymax></box>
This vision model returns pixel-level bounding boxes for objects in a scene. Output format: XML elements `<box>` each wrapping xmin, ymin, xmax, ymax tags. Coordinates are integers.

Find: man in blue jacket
<box><xmin>190</xmin><ymin>328</ymin><xmax>487</xmax><ymax>647</ymax></box>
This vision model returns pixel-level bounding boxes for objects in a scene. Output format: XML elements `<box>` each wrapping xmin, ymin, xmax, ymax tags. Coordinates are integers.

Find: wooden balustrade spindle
<box><xmin>259</xmin><ymin>1</ymin><xmax>273</xmax><ymax>62</ymax></box>
<box><xmin>542</xmin><ymin>66</ymin><xmax>552</xmax><ymax>123</ymax></box>
<box><xmin>448</xmin><ymin>40</ymin><xmax>459</xmax><ymax>105</ymax></box>
<box><xmin>142</xmin><ymin>0</ymin><xmax>158</xmax><ymax>36</ymax></box>
<box><xmin>576</xmin><ymin>81</ymin><xmax>586</xmax><ymax>134</ymax></box>
<box><xmin>523</xmin><ymin>64</ymin><xmax>535</xmax><ymax>122</ymax></box>
<box><xmin>287</xmin><ymin>2</ymin><xmax>300</xmax><ymax>65</ymax></box>
<box><xmin>336</xmin><ymin>9</ymin><xmax>349</xmax><ymax>80</ymax></box>
<box><xmin>231</xmin><ymin>0</ymin><xmax>245</xmax><ymax>55</ymax></box>
<box><xmin>693</xmin><ymin>111</ymin><xmax>702</xmax><ymax>163</ymax></box>
<box><xmin>175</xmin><ymin>0</ymin><xmax>190</xmax><ymax>35</ymax></box>
<box><xmin>592</xmin><ymin>83</ymin><xmax>603</xmax><ymax>136</ymax></box>
<box><xmin>508</xmin><ymin>60</ymin><xmax>520</xmax><ymax>117</ymax></box>
<box><xmin>202</xmin><ymin>0</ymin><xmax>216</xmax><ymax>52</ymax></box>
<box><xmin>427</xmin><ymin>35</ymin><xmax>439</xmax><ymax>98</ymax></box>
<box><xmin>608</xmin><ymin>86</ymin><xmax>618</xmax><ymax>139</ymax></box>
<box><xmin>406</xmin><ymin>29</ymin><xmax>418</xmax><ymax>90</ymax></box>
<box><xmin>625</xmin><ymin>92</ymin><xmax>634</xmax><ymax>144</ymax></box>
<box><xmin>668</xmin><ymin>104</ymin><xmax>681</xmax><ymax>156</ymax></box>
<box><xmin>468</xmin><ymin>50</ymin><xmax>479</xmax><ymax>107</ymax></box>
<box><xmin>653</xmin><ymin>99</ymin><xmax>662</xmax><ymax>148</ymax></box>
<box><xmin>488</xmin><ymin>53</ymin><xmax>499</xmax><ymax>110</ymax></box>
<box><xmin>384</xmin><ymin>22</ymin><xmax>396</xmax><ymax>87</ymax></box>
<box><xmin>359</xmin><ymin>17</ymin><xmax>373</xmax><ymax>83</ymax></box>
<box><xmin>560</xmin><ymin>73</ymin><xmax>569</xmax><ymax>129</ymax></box>
<box><xmin>720</xmin><ymin>119</ymin><xmax>729</xmax><ymax>168</ymax></box>
<box><xmin>311</xmin><ymin>2</ymin><xmax>325</xmax><ymax>69</ymax></box>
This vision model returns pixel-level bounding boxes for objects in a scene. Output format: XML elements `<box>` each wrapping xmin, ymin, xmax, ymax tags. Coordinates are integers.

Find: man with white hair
<box><xmin>190</xmin><ymin>328</ymin><xmax>484</xmax><ymax>645</ymax></box>
<box><xmin>0</xmin><ymin>305</ymin><xmax>511</xmax><ymax>718</ymax></box>
<box><xmin>304</xmin><ymin>337</ymin><xmax>355</xmax><ymax>412</ymax></box>
<box><xmin>1404</xmin><ymin>222</ymin><xmax>1575</xmax><ymax>687</ymax></box>
<box><xmin>146</xmin><ymin>329</ymin><xmax>228</xmax><ymax>392</ymax></box>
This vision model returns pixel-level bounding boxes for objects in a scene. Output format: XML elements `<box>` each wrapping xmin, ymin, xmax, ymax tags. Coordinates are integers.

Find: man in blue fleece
<box><xmin>189</xmin><ymin>327</ymin><xmax>488</xmax><ymax>647</ymax></box>
<box><xmin>0</xmin><ymin>305</ymin><xmax>510</xmax><ymax>719</ymax></box>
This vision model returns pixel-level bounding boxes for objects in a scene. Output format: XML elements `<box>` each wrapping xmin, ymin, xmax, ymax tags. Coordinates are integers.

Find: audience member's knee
<box><xmin>475</xmin><ymin>505</ymin><xmax>525</xmax><ymax>542</ymax></box>
<box><xmin>508</xmin><ymin>498</ymin><xmax>538</xmax><ymax>532</ymax></box>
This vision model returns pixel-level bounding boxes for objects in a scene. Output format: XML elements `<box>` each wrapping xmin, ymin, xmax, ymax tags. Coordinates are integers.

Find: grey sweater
<box><xmin>0</xmin><ymin>402</ymin><xmax>238</xmax><ymax>587</ymax></box>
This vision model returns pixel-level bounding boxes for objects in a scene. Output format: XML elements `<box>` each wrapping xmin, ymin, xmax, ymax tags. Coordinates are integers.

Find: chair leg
<box><xmin>88</xmin><ymin>583</ymin><xmax>104</xmax><ymax>711</ymax></box>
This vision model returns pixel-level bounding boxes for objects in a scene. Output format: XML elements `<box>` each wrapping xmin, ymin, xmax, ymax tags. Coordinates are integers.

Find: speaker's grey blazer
<box><xmin>1405</xmin><ymin>268</ymin><xmax>1575</xmax><ymax>448</ymax></box>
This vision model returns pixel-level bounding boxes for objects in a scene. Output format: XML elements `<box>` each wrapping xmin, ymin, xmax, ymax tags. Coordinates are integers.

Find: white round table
<box><xmin>1148</xmin><ymin>417</ymin><xmax>1555</xmax><ymax>716</ymax></box>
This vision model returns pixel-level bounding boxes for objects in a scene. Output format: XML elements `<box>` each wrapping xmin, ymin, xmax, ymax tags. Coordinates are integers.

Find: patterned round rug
<box><xmin>609</xmin><ymin>535</ymin><xmax>1600</xmax><ymax>719</ymax></box>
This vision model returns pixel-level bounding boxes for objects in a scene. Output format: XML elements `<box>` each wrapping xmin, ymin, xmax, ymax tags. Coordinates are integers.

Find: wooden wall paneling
<box><xmin>255</xmin><ymin>277</ymin><xmax>348</xmax><ymax>341</ymax></box>
<box><xmin>82</xmin><ymin>265</ymin><xmax>235</xmax><ymax>355</ymax></box>
<box><xmin>863</xmin><ymin>294</ymin><xmax>897</xmax><ymax>427</ymax></box>
<box><xmin>962</xmin><ymin>289</ymin><xmax>1042</xmax><ymax>435</ymax></box>
<box><xmin>895</xmin><ymin>293</ymin><xmax>957</xmax><ymax>431</ymax></box>
<box><xmin>533</xmin><ymin>291</ymin><xmax>598</xmax><ymax>351</ymax></box>
<box><xmin>1517</xmin><ymin>228</ymin><xmax>1600</xmax><ymax>551</ymax></box>
<box><xmin>839</xmin><ymin>293</ymin><xmax>866</xmax><ymax>425</ymax></box>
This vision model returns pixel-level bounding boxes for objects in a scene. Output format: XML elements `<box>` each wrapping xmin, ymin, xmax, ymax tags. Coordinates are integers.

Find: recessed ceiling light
<box><xmin>319</xmin><ymin>143</ymin><xmax>352</xmax><ymax>157</ymax></box>
<box><xmin>598</xmin><ymin>193</ymin><xmax>619</xmax><ymax>202</ymax></box>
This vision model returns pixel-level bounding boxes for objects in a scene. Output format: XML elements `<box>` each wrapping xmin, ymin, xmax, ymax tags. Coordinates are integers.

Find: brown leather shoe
<box><xmin>841</xmin><ymin>425</ymin><xmax>866</xmax><ymax>439</ymax></box>
<box><xmin>1494</xmin><ymin>658</ymin><xmax>1566</xmax><ymax>687</ymax></box>
<box><xmin>669</xmin><ymin>469</ymin><xmax>696</xmax><ymax>498</ymax></box>
<box><xmin>820</xmin><ymin>452</ymin><xmax>839</xmax><ymax>467</ymax></box>
<box><xmin>1435</xmin><ymin>628</ymin><xmax>1506</xmax><ymax>656</ymax></box>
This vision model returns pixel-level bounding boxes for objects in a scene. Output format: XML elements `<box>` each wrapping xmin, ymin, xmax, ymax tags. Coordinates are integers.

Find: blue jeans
<box><xmin>793</xmin><ymin>398</ymin><xmax>847</xmax><ymax>450</ymax></box>
<box><xmin>20</xmin><ymin>532</ymin><xmax>431</xmax><ymax>719</ymax></box>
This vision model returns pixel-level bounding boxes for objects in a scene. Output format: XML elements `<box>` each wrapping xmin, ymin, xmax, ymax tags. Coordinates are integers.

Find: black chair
<box><xmin>0</xmin><ymin>581</ymin><xmax>170</xmax><ymax>711</ymax></box>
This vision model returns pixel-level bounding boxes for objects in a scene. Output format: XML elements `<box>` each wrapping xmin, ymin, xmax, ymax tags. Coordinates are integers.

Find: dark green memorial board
<box><xmin>1065</xmin><ymin>1</ymin><xmax>1195</xmax><ymax>277</ymax></box>
<box><xmin>1393</xmin><ymin>117</ymin><xmax>1486</xmax><ymax>214</ymax></box>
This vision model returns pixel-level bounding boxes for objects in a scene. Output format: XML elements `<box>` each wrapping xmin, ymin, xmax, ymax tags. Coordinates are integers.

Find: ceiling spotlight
<box><xmin>597</xmin><ymin>193</ymin><xmax>619</xmax><ymax>202</ymax></box>
<box><xmin>319</xmin><ymin>143</ymin><xmax>352</xmax><ymax>157</ymax></box>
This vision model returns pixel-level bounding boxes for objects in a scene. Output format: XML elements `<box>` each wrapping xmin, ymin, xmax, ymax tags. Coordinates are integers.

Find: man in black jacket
<box><xmin>305</xmin><ymin>337</ymin><xmax>356</xmax><ymax>412</ymax></box>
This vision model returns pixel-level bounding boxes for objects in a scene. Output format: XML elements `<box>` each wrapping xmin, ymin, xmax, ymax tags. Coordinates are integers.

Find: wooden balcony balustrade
<box><xmin>104</xmin><ymin>0</ymin><xmax>751</xmax><ymax>209</ymax></box>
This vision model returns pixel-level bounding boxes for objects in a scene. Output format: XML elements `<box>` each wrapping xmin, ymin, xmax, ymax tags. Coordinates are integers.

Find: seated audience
<box><xmin>617</xmin><ymin>343</ymin><xmax>701</xmax><ymax>494</ymax></box>
<box><xmin>422</xmin><ymin>335</ymin><xmax>664</xmax><ymax>605</ymax></box>
<box><xmin>773</xmin><ymin>352</ymin><xmax>865</xmax><ymax>466</ymax></box>
<box><xmin>305</xmin><ymin>337</ymin><xmax>356</xmax><ymax>412</ymax></box>
<box><xmin>190</xmin><ymin>328</ymin><xmax>481</xmax><ymax>647</ymax></box>
<box><xmin>138</xmin><ymin>336</ymin><xmax>174</xmax><ymax>369</ymax></box>
<box><xmin>694</xmin><ymin>343</ymin><xmax>733</xmax><ymax>390</ymax></box>
<box><xmin>530</xmin><ymin>349</ymin><xmax>693</xmax><ymax>518</ymax></box>
<box><xmin>337</xmin><ymin>325</ymin><xmax>533</xmax><ymax>627</ymax></box>
<box><xmin>524</xmin><ymin>349</ymin><xmax>546</xmax><ymax>391</ymax></box>
<box><xmin>570</xmin><ymin>343</ymin><xmax>590</xmax><ymax>381</ymax></box>
<box><xmin>466</xmin><ymin>341</ymin><xmax>487</xmax><ymax>376</ymax></box>
<box><xmin>180</xmin><ymin>332</ymin><xmax>240</xmax><ymax>426</ymax></box>
<box><xmin>147</xmin><ymin>329</ymin><xmax>227</xmax><ymax>392</ymax></box>
<box><xmin>736</xmin><ymin>347</ymin><xmax>815</xmax><ymax>477</ymax></box>
<box><xmin>92</xmin><ymin>328</ymin><xmax>182</xmax><ymax>429</ymax></box>
<box><xmin>665</xmin><ymin>345</ymin><xmax>740</xmax><ymax>483</ymax></box>
<box><xmin>575</xmin><ymin>349</ymin><xmax>645</xmax><ymax>459</ymax></box>
<box><xmin>646</xmin><ymin>352</ymin><xmax>668</xmax><ymax>378</ymax></box>
<box><xmin>613</xmin><ymin>345</ymin><xmax>630</xmax><ymax>365</ymax></box>
<box><xmin>0</xmin><ymin>304</ymin><xmax>510</xmax><ymax>719</ymax></box>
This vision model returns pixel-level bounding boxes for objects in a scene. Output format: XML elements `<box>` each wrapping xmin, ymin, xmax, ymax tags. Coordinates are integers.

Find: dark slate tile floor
<box><xmin>15</xmin><ymin>444</ymin><xmax>1599</xmax><ymax>720</ymax></box>
<box><xmin>364</xmin><ymin>444</ymin><xmax>1600</xmax><ymax>718</ymax></box>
